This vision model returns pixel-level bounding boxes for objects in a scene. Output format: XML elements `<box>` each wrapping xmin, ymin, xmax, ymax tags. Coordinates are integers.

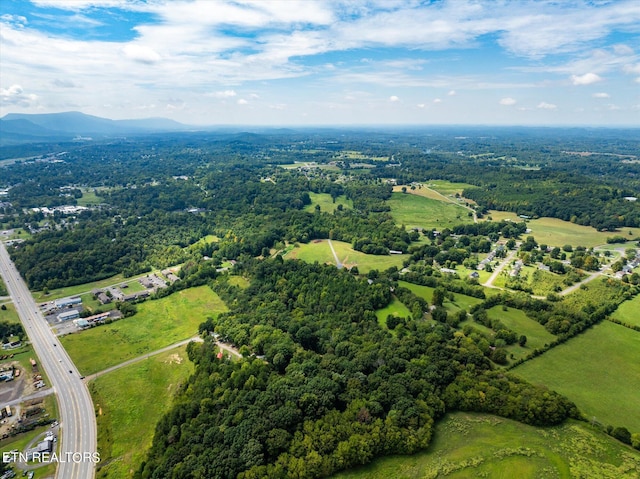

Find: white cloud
<box><xmin>0</xmin><ymin>84</ymin><xmax>38</xmax><ymax>107</ymax></box>
<box><xmin>500</xmin><ymin>97</ymin><xmax>517</xmax><ymax>106</ymax></box>
<box><xmin>447</xmin><ymin>90</ymin><xmax>456</xmax><ymax>96</ymax></box>
<box><xmin>417</xmin><ymin>103</ymin><xmax>425</xmax><ymax>108</ymax></box>
<box><xmin>537</xmin><ymin>102</ymin><xmax>557</xmax><ymax>110</ymax></box>
<box><xmin>213</xmin><ymin>90</ymin><xmax>237</xmax><ymax>98</ymax></box>
<box><xmin>122</xmin><ymin>44</ymin><xmax>162</xmax><ymax>65</ymax></box>
<box><xmin>571</xmin><ymin>73</ymin><xmax>602</xmax><ymax>85</ymax></box>
<box><xmin>237</xmin><ymin>98</ymin><xmax>248</xmax><ymax>105</ymax></box>
<box><xmin>389</xmin><ymin>95</ymin><xmax>399</xmax><ymax>102</ymax></box>
<box><xmin>592</xmin><ymin>92</ymin><xmax>610</xmax><ymax>98</ymax></box>
<box><xmin>433</xmin><ymin>98</ymin><xmax>442</xmax><ymax>103</ymax></box>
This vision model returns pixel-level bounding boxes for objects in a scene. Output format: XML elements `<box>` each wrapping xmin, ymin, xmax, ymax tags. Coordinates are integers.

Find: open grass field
<box><xmin>514</xmin><ymin>321</ymin><xmax>640</xmax><ymax>433</ymax></box>
<box><xmin>61</xmin><ymin>286</ymin><xmax>227</xmax><ymax>375</ymax></box>
<box><xmin>487</xmin><ymin>211</ymin><xmax>640</xmax><ymax>248</ymax></box>
<box><xmin>612</xmin><ymin>295</ymin><xmax>640</xmax><ymax>328</ymax></box>
<box><xmin>286</xmin><ymin>240</ymin><xmax>408</xmax><ymax>273</ymax></box>
<box><xmin>427</xmin><ymin>179</ymin><xmax>478</xmax><ymax>196</ymax></box>
<box><xmin>32</xmin><ymin>274</ymin><xmax>127</xmax><ymax>302</ymax></box>
<box><xmin>0</xmin><ymin>302</ymin><xmax>20</xmax><ymax>324</ymax></box>
<box><xmin>386</xmin><ymin>192</ymin><xmax>473</xmax><ymax>230</ymax></box>
<box><xmin>77</xmin><ymin>188</ymin><xmax>105</xmax><ymax>206</ymax></box>
<box><xmin>91</xmin><ymin>345</ymin><xmax>194</xmax><ymax>479</ymax></box>
<box><xmin>375</xmin><ymin>298</ymin><xmax>412</xmax><ymax>329</ymax></box>
<box><xmin>189</xmin><ymin>234</ymin><xmax>220</xmax><ymax>249</ymax></box>
<box><xmin>304</xmin><ymin>192</ymin><xmax>353</xmax><ymax>213</ymax></box>
<box><xmin>331</xmin><ymin>412</ymin><xmax>640</xmax><ymax>479</ymax></box>
<box><xmin>399</xmin><ymin>281</ymin><xmax>484</xmax><ymax>314</ymax></box>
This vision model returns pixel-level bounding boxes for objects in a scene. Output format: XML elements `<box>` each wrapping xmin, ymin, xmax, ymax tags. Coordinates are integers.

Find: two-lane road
<box><xmin>0</xmin><ymin>242</ymin><xmax>96</xmax><ymax>479</ymax></box>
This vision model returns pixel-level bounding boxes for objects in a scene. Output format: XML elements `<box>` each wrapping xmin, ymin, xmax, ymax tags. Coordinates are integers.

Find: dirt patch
<box><xmin>165</xmin><ymin>354</ymin><xmax>183</xmax><ymax>365</ymax></box>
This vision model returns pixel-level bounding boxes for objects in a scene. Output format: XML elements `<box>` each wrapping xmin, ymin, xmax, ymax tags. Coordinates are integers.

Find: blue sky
<box><xmin>1</xmin><ymin>0</ymin><xmax>639</xmax><ymax>126</ymax></box>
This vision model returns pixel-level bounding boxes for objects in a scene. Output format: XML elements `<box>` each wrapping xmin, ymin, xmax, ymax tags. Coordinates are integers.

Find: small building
<box><xmin>97</xmin><ymin>293</ymin><xmax>111</xmax><ymax>304</ymax></box>
<box><xmin>57</xmin><ymin>310</ymin><xmax>80</xmax><ymax>322</ymax></box>
<box><xmin>469</xmin><ymin>271</ymin><xmax>480</xmax><ymax>279</ymax></box>
<box><xmin>54</xmin><ymin>297</ymin><xmax>82</xmax><ymax>309</ymax></box>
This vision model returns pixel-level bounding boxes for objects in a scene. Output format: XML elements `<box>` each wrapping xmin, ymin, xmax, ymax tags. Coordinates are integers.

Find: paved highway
<box><xmin>0</xmin><ymin>242</ymin><xmax>97</xmax><ymax>479</ymax></box>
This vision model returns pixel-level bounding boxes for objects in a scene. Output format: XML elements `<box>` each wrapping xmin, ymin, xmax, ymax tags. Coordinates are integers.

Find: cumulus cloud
<box><xmin>592</xmin><ymin>92</ymin><xmax>610</xmax><ymax>98</ymax></box>
<box><xmin>237</xmin><ymin>98</ymin><xmax>248</xmax><ymax>105</ymax></box>
<box><xmin>500</xmin><ymin>97</ymin><xmax>516</xmax><ymax>106</ymax></box>
<box><xmin>537</xmin><ymin>102</ymin><xmax>557</xmax><ymax>110</ymax></box>
<box><xmin>447</xmin><ymin>90</ymin><xmax>456</xmax><ymax>96</ymax></box>
<box><xmin>433</xmin><ymin>98</ymin><xmax>442</xmax><ymax>103</ymax></box>
<box><xmin>0</xmin><ymin>84</ymin><xmax>38</xmax><ymax>107</ymax></box>
<box><xmin>571</xmin><ymin>73</ymin><xmax>602</xmax><ymax>85</ymax></box>
<box><xmin>389</xmin><ymin>95</ymin><xmax>399</xmax><ymax>102</ymax></box>
<box><xmin>122</xmin><ymin>44</ymin><xmax>161</xmax><ymax>64</ymax></box>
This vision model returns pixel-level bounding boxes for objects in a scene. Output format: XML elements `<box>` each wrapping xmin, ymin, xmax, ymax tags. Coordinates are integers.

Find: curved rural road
<box><xmin>0</xmin><ymin>242</ymin><xmax>97</xmax><ymax>479</ymax></box>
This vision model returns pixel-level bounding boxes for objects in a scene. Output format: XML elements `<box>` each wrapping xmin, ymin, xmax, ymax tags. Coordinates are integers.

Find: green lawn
<box><xmin>304</xmin><ymin>192</ymin><xmax>353</xmax><ymax>213</ymax></box>
<box><xmin>0</xmin><ymin>302</ymin><xmax>20</xmax><ymax>324</ymax></box>
<box><xmin>91</xmin><ymin>345</ymin><xmax>195</xmax><ymax>479</ymax></box>
<box><xmin>375</xmin><ymin>298</ymin><xmax>412</xmax><ymax>329</ymax></box>
<box><xmin>428</xmin><ymin>179</ymin><xmax>478</xmax><ymax>196</ymax></box>
<box><xmin>61</xmin><ymin>286</ymin><xmax>227</xmax><ymax>375</ymax></box>
<box><xmin>77</xmin><ymin>188</ymin><xmax>105</xmax><ymax>206</ymax></box>
<box><xmin>612</xmin><ymin>295</ymin><xmax>640</xmax><ymax>328</ymax></box>
<box><xmin>331</xmin><ymin>412</ymin><xmax>640</xmax><ymax>479</ymax></box>
<box><xmin>399</xmin><ymin>281</ymin><xmax>483</xmax><ymax>313</ymax></box>
<box><xmin>386</xmin><ymin>192</ymin><xmax>473</xmax><ymax>230</ymax></box>
<box><xmin>514</xmin><ymin>321</ymin><xmax>640</xmax><ymax>433</ymax></box>
<box><xmin>287</xmin><ymin>240</ymin><xmax>408</xmax><ymax>274</ymax></box>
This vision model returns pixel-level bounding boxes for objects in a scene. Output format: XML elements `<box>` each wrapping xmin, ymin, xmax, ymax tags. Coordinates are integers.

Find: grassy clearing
<box><xmin>514</xmin><ymin>321</ymin><xmax>640</xmax><ymax>433</ymax></box>
<box><xmin>0</xmin><ymin>302</ymin><xmax>20</xmax><ymax>324</ymax></box>
<box><xmin>189</xmin><ymin>234</ymin><xmax>220</xmax><ymax>249</ymax></box>
<box><xmin>287</xmin><ymin>240</ymin><xmax>408</xmax><ymax>274</ymax></box>
<box><xmin>331</xmin><ymin>412</ymin><xmax>640</xmax><ymax>479</ymax></box>
<box><xmin>91</xmin><ymin>345</ymin><xmax>194</xmax><ymax>479</ymax></box>
<box><xmin>386</xmin><ymin>192</ymin><xmax>473</xmax><ymax>230</ymax></box>
<box><xmin>61</xmin><ymin>286</ymin><xmax>227</xmax><ymax>375</ymax></box>
<box><xmin>612</xmin><ymin>295</ymin><xmax>640</xmax><ymax>327</ymax></box>
<box><xmin>227</xmin><ymin>275</ymin><xmax>250</xmax><ymax>289</ymax></box>
<box><xmin>77</xmin><ymin>188</ymin><xmax>104</xmax><ymax>206</ymax></box>
<box><xmin>487</xmin><ymin>211</ymin><xmax>640</xmax><ymax>248</ymax></box>
<box><xmin>33</xmin><ymin>274</ymin><xmax>127</xmax><ymax>302</ymax></box>
<box><xmin>304</xmin><ymin>192</ymin><xmax>353</xmax><ymax>213</ymax></box>
<box><xmin>428</xmin><ymin>179</ymin><xmax>478</xmax><ymax>196</ymax></box>
<box><xmin>375</xmin><ymin>298</ymin><xmax>412</xmax><ymax>330</ymax></box>
<box><xmin>398</xmin><ymin>281</ymin><xmax>483</xmax><ymax>314</ymax></box>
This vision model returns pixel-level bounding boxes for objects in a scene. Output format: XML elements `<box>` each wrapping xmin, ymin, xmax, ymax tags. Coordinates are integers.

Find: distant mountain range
<box><xmin>0</xmin><ymin>111</ymin><xmax>191</xmax><ymax>145</ymax></box>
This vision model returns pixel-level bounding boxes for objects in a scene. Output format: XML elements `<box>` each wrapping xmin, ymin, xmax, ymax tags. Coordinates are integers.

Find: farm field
<box><xmin>487</xmin><ymin>211</ymin><xmax>640</xmax><ymax>247</ymax></box>
<box><xmin>386</xmin><ymin>192</ymin><xmax>473</xmax><ymax>230</ymax></box>
<box><xmin>286</xmin><ymin>239</ymin><xmax>408</xmax><ymax>273</ymax></box>
<box><xmin>61</xmin><ymin>285</ymin><xmax>227</xmax><ymax>375</ymax></box>
<box><xmin>91</xmin><ymin>345</ymin><xmax>195</xmax><ymax>479</ymax></box>
<box><xmin>304</xmin><ymin>192</ymin><xmax>353</xmax><ymax>213</ymax></box>
<box><xmin>331</xmin><ymin>412</ymin><xmax>640</xmax><ymax>479</ymax></box>
<box><xmin>612</xmin><ymin>295</ymin><xmax>640</xmax><ymax>328</ymax></box>
<box><xmin>514</xmin><ymin>321</ymin><xmax>640</xmax><ymax>433</ymax></box>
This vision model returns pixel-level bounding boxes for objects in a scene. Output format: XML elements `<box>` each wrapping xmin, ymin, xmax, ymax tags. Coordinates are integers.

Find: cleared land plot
<box><xmin>514</xmin><ymin>321</ymin><xmax>640</xmax><ymax>433</ymax></box>
<box><xmin>287</xmin><ymin>240</ymin><xmax>408</xmax><ymax>273</ymax></box>
<box><xmin>428</xmin><ymin>179</ymin><xmax>478</xmax><ymax>196</ymax></box>
<box><xmin>612</xmin><ymin>295</ymin><xmax>640</xmax><ymax>328</ymax></box>
<box><xmin>386</xmin><ymin>192</ymin><xmax>473</xmax><ymax>230</ymax></box>
<box><xmin>399</xmin><ymin>281</ymin><xmax>483</xmax><ymax>313</ymax></box>
<box><xmin>91</xmin><ymin>345</ymin><xmax>195</xmax><ymax>479</ymax></box>
<box><xmin>77</xmin><ymin>188</ymin><xmax>105</xmax><ymax>206</ymax></box>
<box><xmin>189</xmin><ymin>234</ymin><xmax>220</xmax><ymax>249</ymax></box>
<box><xmin>0</xmin><ymin>302</ymin><xmax>20</xmax><ymax>324</ymax></box>
<box><xmin>487</xmin><ymin>211</ymin><xmax>640</xmax><ymax>248</ymax></box>
<box><xmin>375</xmin><ymin>298</ymin><xmax>412</xmax><ymax>330</ymax></box>
<box><xmin>62</xmin><ymin>286</ymin><xmax>227</xmax><ymax>375</ymax></box>
<box><xmin>331</xmin><ymin>412</ymin><xmax>640</xmax><ymax>479</ymax></box>
<box><xmin>33</xmin><ymin>273</ymin><xmax>127</xmax><ymax>302</ymax></box>
<box><xmin>304</xmin><ymin>192</ymin><xmax>353</xmax><ymax>213</ymax></box>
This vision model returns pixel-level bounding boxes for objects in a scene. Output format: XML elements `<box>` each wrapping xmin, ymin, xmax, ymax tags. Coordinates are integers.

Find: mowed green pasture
<box><xmin>304</xmin><ymin>192</ymin><xmax>353</xmax><ymax>213</ymax></box>
<box><xmin>612</xmin><ymin>295</ymin><xmax>640</xmax><ymax>328</ymax></box>
<box><xmin>428</xmin><ymin>179</ymin><xmax>478</xmax><ymax>196</ymax></box>
<box><xmin>77</xmin><ymin>188</ymin><xmax>105</xmax><ymax>206</ymax></box>
<box><xmin>331</xmin><ymin>412</ymin><xmax>640</xmax><ymax>479</ymax></box>
<box><xmin>487</xmin><ymin>211</ymin><xmax>640</xmax><ymax>247</ymax></box>
<box><xmin>375</xmin><ymin>298</ymin><xmax>412</xmax><ymax>329</ymax></box>
<box><xmin>514</xmin><ymin>321</ymin><xmax>640</xmax><ymax>432</ymax></box>
<box><xmin>287</xmin><ymin>240</ymin><xmax>408</xmax><ymax>273</ymax></box>
<box><xmin>0</xmin><ymin>302</ymin><xmax>20</xmax><ymax>324</ymax></box>
<box><xmin>399</xmin><ymin>281</ymin><xmax>483</xmax><ymax>313</ymax></box>
<box><xmin>386</xmin><ymin>192</ymin><xmax>473</xmax><ymax>230</ymax></box>
<box><xmin>92</xmin><ymin>345</ymin><xmax>194</xmax><ymax>479</ymax></box>
<box><xmin>62</xmin><ymin>286</ymin><xmax>227</xmax><ymax>375</ymax></box>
